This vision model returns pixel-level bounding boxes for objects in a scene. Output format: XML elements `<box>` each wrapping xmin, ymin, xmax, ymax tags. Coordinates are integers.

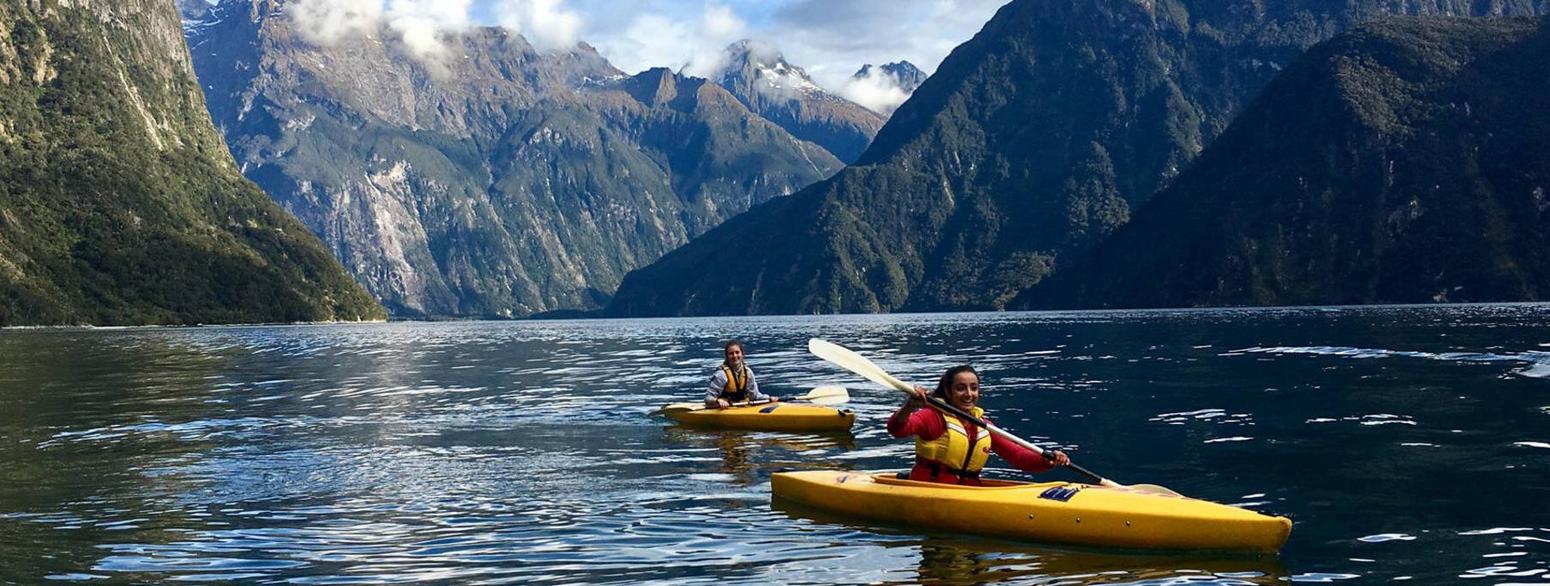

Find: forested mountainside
<box><xmin>0</xmin><ymin>0</ymin><xmax>382</xmax><ymax>326</ymax></box>
<box><xmin>607</xmin><ymin>0</ymin><xmax>1547</xmax><ymax>317</ymax></box>
<box><xmin>185</xmin><ymin>0</ymin><xmax>840</xmax><ymax>318</ymax></box>
<box><xmin>1022</xmin><ymin>17</ymin><xmax>1550</xmax><ymax>309</ymax></box>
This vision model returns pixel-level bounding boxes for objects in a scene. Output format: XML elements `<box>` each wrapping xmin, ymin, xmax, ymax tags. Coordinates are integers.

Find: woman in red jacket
<box><xmin>888</xmin><ymin>365</ymin><xmax>1070</xmax><ymax>485</ymax></box>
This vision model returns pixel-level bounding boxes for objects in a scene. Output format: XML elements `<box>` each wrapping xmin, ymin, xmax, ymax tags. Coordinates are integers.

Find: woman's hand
<box><xmin>716</xmin><ymin>398</ymin><xmax>731</xmax><ymax>409</ymax></box>
<box><xmin>1047</xmin><ymin>450</ymin><xmax>1071</xmax><ymax>467</ymax></box>
<box><xmin>891</xmin><ymin>385</ymin><xmax>928</xmax><ymax>422</ymax></box>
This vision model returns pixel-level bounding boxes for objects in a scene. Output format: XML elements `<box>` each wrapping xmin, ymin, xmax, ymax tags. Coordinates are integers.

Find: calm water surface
<box><xmin>1</xmin><ymin>306</ymin><xmax>1547</xmax><ymax>584</ymax></box>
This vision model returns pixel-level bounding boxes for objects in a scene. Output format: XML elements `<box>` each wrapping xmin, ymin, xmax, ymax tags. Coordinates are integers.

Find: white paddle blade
<box><xmin>802</xmin><ymin>385</ymin><xmax>850</xmax><ymax>405</ymax></box>
<box><xmin>1124</xmin><ymin>483</ymin><xmax>1184</xmax><ymax>498</ymax></box>
<box><xmin>807</xmin><ymin>339</ymin><xmax>914</xmax><ymax>393</ymax></box>
<box><xmin>656</xmin><ymin>402</ymin><xmax>701</xmax><ymax>415</ymax></box>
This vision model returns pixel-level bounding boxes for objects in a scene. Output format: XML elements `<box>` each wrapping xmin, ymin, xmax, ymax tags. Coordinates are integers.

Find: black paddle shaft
<box><xmin>924</xmin><ymin>396</ymin><xmax>1108</xmax><ymax>486</ymax></box>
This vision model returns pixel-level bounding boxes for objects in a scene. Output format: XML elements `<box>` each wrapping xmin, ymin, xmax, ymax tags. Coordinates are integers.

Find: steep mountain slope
<box><xmin>1024</xmin><ymin>17</ymin><xmax>1550</xmax><ymax>308</ymax></box>
<box><xmin>607</xmin><ymin>0</ymin><xmax>1547</xmax><ymax>317</ymax></box>
<box><xmin>185</xmin><ymin>1</ymin><xmax>839</xmax><ymax>318</ymax></box>
<box><xmin>713</xmin><ymin>40</ymin><xmax>885</xmax><ymax>163</ymax></box>
<box><xmin>0</xmin><ymin>0</ymin><xmax>382</xmax><ymax>326</ymax></box>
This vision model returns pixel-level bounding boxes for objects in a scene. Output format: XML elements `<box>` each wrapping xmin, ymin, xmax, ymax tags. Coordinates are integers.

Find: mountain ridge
<box><xmin>186</xmin><ymin>1</ymin><xmax>841</xmax><ymax>318</ymax></box>
<box><xmin>711</xmin><ymin>39</ymin><xmax>886</xmax><ymax>163</ymax></box>
<box><xmin>607</xmin><ymin>0</ymin><xmax>1549</xmax><ymax>318</ymax></box>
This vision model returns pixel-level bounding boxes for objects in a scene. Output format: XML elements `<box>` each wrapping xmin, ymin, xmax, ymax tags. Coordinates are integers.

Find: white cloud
<box><xmin>841</xmin><ymin>67</ymin><xmax>912</xmax><ymax>114</ymax></box>
<box><xmin>683</xmin><ymin>3</ymin><xmax>746</xmax><ymax>76</ymax></box>
<box><xmin>496</xmin><ymin>0</ymin><xmax>585</xmax><ymax>52</ymax></box>
<box><xmin>387</xmin><ymin>0</ymin><xmax>474</xmax><ymax>61</ymax></box>
<box><xmin>288</xmin><ymin>0</ymin><xmax>475</xmax><ymax>65</ymax></box>
<box><xmin>767</xmin><ymin>0</ymin><xmax>1010</xmax><ymax>90</ymax></box>
<box><xmin>591</xmin><ymin>2</ymin><xmax>747</xmax><ymax>77</ymax></box>
<box><xmin>288</xmin><ymin>0</ymin><xmax>383</xmax><ymax>46</ymax></box>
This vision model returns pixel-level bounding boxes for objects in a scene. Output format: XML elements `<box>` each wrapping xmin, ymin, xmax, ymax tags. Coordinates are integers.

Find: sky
<box><xmin>283</xmin><ymin>0</ymin><xmax>1012</xmax><ymax>110</ymax></box>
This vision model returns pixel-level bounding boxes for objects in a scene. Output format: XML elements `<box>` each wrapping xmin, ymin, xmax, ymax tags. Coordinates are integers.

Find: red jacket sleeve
<box><xmin>986</xmin><ymin>416</ymin><xmax>1055</xmax><ymax>473</ymax></box>
<box><xmin>888</xmin><ymin>408</ymin><xmax>945</xmax><ymax>440</ymax></box>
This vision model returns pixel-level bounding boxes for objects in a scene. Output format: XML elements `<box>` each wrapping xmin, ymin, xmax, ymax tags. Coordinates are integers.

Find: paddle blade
<box><xmin>1123</xmin><ymin>483</ymin><xmax>1184</xmax><ymax>498</ymax></box>
<box><xmin>801</xmin><ymin>385</ymin><xmax>850</xmax><ymax>405</ymax></box>
<box><xmin>807</xmin><ymin>339</ymin><xmax>913</xmax><ymax>393</ymax></box>
<box><xmin>656</xmin><ymin>402</ymin><xmax>701</xmax><ymax>415</ymax></box>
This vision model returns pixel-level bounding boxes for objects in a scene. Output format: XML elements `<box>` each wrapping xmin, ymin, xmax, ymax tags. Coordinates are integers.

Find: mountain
<box><xmin>854</xmin><ymin>61</ymin><xmax>928</xmax><ymax>94</ymax></box>
<box><xmin>846</xmin><ymin>61</ymin><xmax>929</xmax><ymax>116</ymax></box>
<box><xmin>1021</xmin><ymin>16</ymin><xmax>1550</xmax><ymax>309</ymax></box>
<box><xmin>606</xmin><ymin>0</ymin><xmax>1548</xmax><ymax>318</ymax></box>
<box><xmin>0</xmin><ymin>0</ymin><xmax>383</xmax><ymax>326</ymax></box>
<box><xmin>183</xmin><ymin>0</ymin><xmax>840</xmax><ymax>318</ymax></box>
<box><xmin>712</xmin><ymin>40</ymin><xmax>885</xmax><ymax>163</ymax></box>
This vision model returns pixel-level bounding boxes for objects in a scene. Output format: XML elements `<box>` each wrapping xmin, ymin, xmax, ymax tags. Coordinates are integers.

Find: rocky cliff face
<box><xmin>1024</xmin><ymin>16</ymin><xmax>1550</xmax><ymax>308</ymax></box>
<box><xmin>607</xmin><ymin>0</ymin><xmax>1548</xmax><ymax>317</ymax></box>
<box><xmin>185</xmin><ymin>0</ymin><xmax>839</xmax><ymax>318</ymax></box>
<box><xmin>713</xmin><ymin>40</ymin><xmax>885</xmax><ymax>163</ymax></box>
<box><xmin>0</xmin><ymin>0</ymin><xmax>383</xmax><ymax>325</ymax></box>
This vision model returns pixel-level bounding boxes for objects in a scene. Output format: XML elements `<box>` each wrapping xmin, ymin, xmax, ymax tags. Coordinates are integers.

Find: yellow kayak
<box><xmin>771</xmin><ymin>470</ymin><xmax>1291</xmax><ymax>552</ymax></box>
<box><xmin>661</xmin><ymin>402</ymin><xmax>855</xmax><ymax>432</ymax></box>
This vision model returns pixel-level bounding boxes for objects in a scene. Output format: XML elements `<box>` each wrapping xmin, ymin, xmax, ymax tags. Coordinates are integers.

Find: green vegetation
<box><xmin>0</xmin><ymin>0</ymin><xmax>383</xmax><ymax>326</ymax></box>
<box><xmin>1025</xmin><ymin>17</ymin><xmax>1550</xmax><ymax>308</ymax></box>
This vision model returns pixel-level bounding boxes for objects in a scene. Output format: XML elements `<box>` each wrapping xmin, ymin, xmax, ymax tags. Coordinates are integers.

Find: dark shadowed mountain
<box><xmin>606</xmin><ymin>0</ymin><xmax>1548</xmax><ymax>318</ymax></box>
<box><xmin>1022</xmin><ymin>16</ymin><xmax>1550</xmax><ymax>309</ymax></box>
<box><xmin>712</xmin><ymin>39</ymin><xmax>886</xmax><ymax>163</ymax></box>
<box><xmin>0</xmin><ymin>0</ymin><xmax>383</xmax><ymax>326</ymax></box>
<box><xmin>184</xmin><ymin>0</ymin><xmax>839</xmax><ymax>318</ymax></box>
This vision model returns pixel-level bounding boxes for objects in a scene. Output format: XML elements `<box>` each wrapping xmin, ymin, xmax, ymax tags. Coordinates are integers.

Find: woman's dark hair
<box><xmin>723</xmin><ymin>340</ymin><xmax>743</xmax><ymax>353</ymax></box>
<box><xmin>933</xmin><ymin>365</ymin><xmax>979</xmax><ymax>401</ymax></box>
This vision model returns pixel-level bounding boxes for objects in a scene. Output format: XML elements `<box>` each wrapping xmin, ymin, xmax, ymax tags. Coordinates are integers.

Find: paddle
<box><xmin>657</xmin><ymin>385</ymin><xmax>850</xmax><ymax>415</ymax></box>
<box><xmin>807</xmin><ymin>338</ymin><xmax>1180</xmax><ymax>497</ymax></box>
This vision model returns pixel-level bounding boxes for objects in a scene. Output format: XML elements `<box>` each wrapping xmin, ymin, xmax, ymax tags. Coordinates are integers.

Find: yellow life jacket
<box><xmin>719</xmin><ymin>364</ymin><xmax>750</xmax><ymax>401</ymax></box>
<box><xmin>914</xmin><ymin>406</ymin><xmax>992</xmax><ymax>478</ymax></box>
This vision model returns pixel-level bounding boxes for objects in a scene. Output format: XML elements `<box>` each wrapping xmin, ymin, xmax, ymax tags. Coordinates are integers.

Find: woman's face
<box><xmin>946</xmin><ymin>371</ymin><xmax>980</xmax><ymax>410</ymax></box>
<box><xmin>724</xmin><ymin>344</ymin><xmax>744</xmax><ymax>366</ymax></box>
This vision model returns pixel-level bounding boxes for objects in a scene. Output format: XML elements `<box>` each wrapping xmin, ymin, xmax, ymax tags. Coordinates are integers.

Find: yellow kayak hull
<box><xmin>771</xmin><ymin>470</ymin><xmax>1291</xmax><ymax>552</ymax></box>
<box><xmin>663</xmin><ymin>403</ymin><xmax>856</xmax><ymax>432</ymax></box>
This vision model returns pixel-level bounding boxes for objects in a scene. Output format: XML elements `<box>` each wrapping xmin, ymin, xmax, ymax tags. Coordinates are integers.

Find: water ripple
<box><xmin>6</xmin><ymin>307</ymin><xmax>1550</xmax><ymax>583</ymax></box>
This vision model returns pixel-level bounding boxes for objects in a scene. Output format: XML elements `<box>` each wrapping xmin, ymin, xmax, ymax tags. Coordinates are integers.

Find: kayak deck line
<box><xmin>772</xmin><ymin>470</ymin><xmax>1292</xmax><ymax>553</ymax></box>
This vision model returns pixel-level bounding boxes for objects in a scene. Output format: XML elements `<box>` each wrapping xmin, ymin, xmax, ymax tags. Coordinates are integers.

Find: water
<box><xmin>1</xmin><ymin>305</ymin><xmax>1547</xmax><ymax>584</ymax></box>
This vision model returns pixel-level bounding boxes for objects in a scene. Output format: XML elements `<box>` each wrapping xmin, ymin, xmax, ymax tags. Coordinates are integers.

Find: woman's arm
<box><xmin>888</xmin><ymin>388</ymin><xmax>944</xmax><ymax>439</ymax></box>
<box><xmin>705</xmin><ymin>370</ymin><xmax>729</xmax><ymax>408</ymax></box>
<box><xmin>989</xmin><ymin>428</ymin><xmax>1069</xmax><ymax>473</ymax></box>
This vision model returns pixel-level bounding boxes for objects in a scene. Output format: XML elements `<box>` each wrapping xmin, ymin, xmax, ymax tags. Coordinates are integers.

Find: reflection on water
<box><xmin>774</xmin><ymin>498</ymin><xmax>1291</xmax><ymax>585</ymax></box>
<box><xmin>1</xmin><ymin>306</ymin><xmax>1548</xmax><ymax>583</ymax></box>
<box><xmin>661</xmin><ymin>427</ymin><xmax>857</xmax><ymax>486</ymax></box>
